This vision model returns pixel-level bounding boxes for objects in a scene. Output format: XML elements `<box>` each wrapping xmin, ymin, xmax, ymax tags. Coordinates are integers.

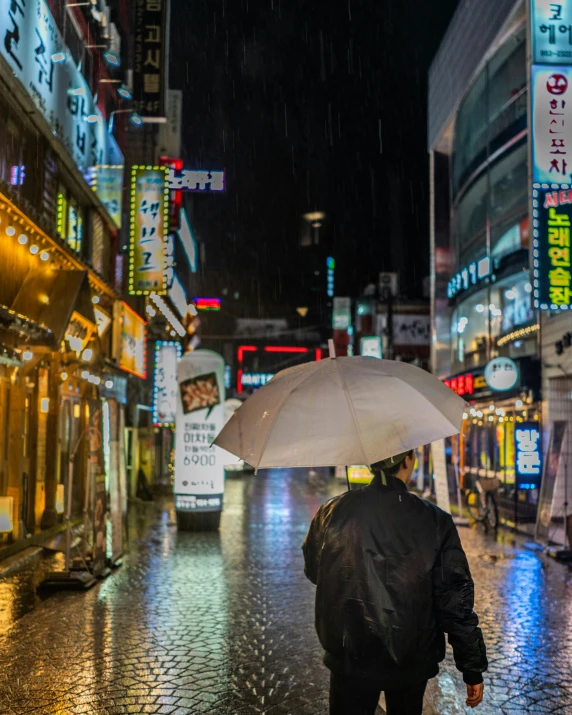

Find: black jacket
<box><xmin>302</xmin><ymin>473</ymin><xmax>487</xmax><ymax>688</ymax></box>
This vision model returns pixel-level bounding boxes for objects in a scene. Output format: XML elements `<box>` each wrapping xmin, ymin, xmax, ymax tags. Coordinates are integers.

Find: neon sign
<box><xmin>167</xmin><ymin>169</ymin><xmax>225</xmax><ymax>192</ymax></box>
<box><xmin>194</xmin><ymin>297</ymin><xmax>221</xmax><ymax>311</ymax></box>
<box><xmin>237</xmin><ymin>345</ymin><xmax>321</xmax><ymax>393</ymax></box>
<box><xmin>447</xmin><ymin>257</ymin><xmax>490</xmax><ymax>300</ymax></box>
<box><xmin>515</xmin><ymin>422</ymin><xmax>542</xmax><ymax>490</ymax></box>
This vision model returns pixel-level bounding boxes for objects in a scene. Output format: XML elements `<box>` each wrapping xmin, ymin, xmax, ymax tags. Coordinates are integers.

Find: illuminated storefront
<box><xmin>430</xmin><ymin>5</ymin><xmax>544</xmax><ymax>523</ymax></box>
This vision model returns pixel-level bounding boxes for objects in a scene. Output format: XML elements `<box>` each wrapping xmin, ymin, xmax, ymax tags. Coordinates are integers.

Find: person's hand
<box><xmin>466</xmin><ymin>683</ymin><xmax>484</xmax><ymax>708</ymax></box>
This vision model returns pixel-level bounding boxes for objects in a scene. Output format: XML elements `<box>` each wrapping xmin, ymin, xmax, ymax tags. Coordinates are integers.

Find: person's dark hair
<box><xmin>371</xmin><ymin>449</ymin><xmax>414</xmax><ymax>477</ymax></box>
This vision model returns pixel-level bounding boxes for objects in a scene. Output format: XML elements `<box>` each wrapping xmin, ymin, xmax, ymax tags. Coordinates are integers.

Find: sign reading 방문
<box><xmin>129</xmin><ymin>166</ymin><xmax>169</xmax><ymax>295</ymax></box>
<box><xmin>532</xmin><ymin>187</ymin><xmax>572</xmax><ymax>309</ymax></box>
<box><xmin>174</xmin><ymin>351</ymin><xmax>226</xmax><ymax>513</ymax></box>
<box><xmin>515</xmin><ymin>422</ymin><xmax>542</xmax><ymax>490</ymax></box>
<box><xmin>531</xmin><ymin>0</ymin><xmax>572</xmax><ymax>65</ymax></box>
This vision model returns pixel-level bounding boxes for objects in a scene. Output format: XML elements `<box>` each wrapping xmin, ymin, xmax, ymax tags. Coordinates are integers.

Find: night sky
<box><xmin>171</xmin><ymin>0</ymin><xmax>459</xmax><ymax>316</ymax></box>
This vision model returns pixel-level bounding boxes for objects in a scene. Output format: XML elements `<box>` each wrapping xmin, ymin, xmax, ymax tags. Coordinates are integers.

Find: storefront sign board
<box><xmin>531</xmin><ymin>0</ymin><xmax>572</xmax><ymax>65</ymax></box>
<box><xmin>174</xmin><ymin>350</ymin><xmax>226</xmax><ymax>512</ymax></box>
<box><xmin>153</xmin><ymin>341</ymin><xmax>181</xmax><ymax>426</ymax></box>
<box><xmin>432</xmin><ymin>439</ymin><xmax>450</xmax><ymax>514</ymax></box>
<box><xmin>515</xmin><ymin>421</ymin><xmax>542</xmax><ymax>490</ymax></box>
<box><xmin>129</xmin><ymin>165</ymin><xmax>169</xmax><ymax>295</ymax></box>
<box><xmin>533</xmin><ymin>187</ymin><xmax>572</xmax><ymax>309</ymax></box>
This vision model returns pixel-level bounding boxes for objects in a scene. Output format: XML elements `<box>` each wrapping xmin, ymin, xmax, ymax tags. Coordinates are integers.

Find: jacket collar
<box><xmin>369</xmin><ymin>471</ymin><xmax>408</xmax><ymax>492</ymax></box>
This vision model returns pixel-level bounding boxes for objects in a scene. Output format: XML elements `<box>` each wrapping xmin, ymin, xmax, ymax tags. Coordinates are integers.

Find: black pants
<box><xmin>329</xmin><ymin>673</ymin><xmax>427</xmax><ymax>715</ymax></box>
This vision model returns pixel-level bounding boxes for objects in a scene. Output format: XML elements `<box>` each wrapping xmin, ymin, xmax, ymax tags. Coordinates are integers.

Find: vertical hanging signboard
<box><xmin>133</xmin><ymin>0</ymin><xmax>167</xmax><ymax>119</ymax></box>
<box><xmin>129</xmin><ymin>165</ymin><xmax>169</xmax><ymax>296</ymax></box>
<box><xmin>174</xmin><ymin>350</ymin><xmax>226</xmax><ymax>517</ymax></box>
<box><xmin>432</xmin><ymin>439</ymin><xmax>451</xmax><ymax>514</ymax></box>
<box><xmin>530</xmin><ymin>1</ymin><xmax>572</xmax><ymax>310</ymax></box>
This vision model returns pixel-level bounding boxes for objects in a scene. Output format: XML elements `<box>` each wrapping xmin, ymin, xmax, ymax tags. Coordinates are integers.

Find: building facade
<box><xmin>0</xmin><ymin>0</ymin><xmax>151</xmax><ymax>553</ymax></box>
<box><xmin>429</xmin><ymin>0</ymin><xmax>542</xmax><ymax>525</ymax></box>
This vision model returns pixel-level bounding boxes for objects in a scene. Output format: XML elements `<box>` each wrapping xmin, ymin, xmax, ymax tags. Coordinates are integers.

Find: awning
<box><xmin>0</xmin><ymin>303</ymin><xmax>53</xmax><ymax>344</ymax></box>
<box><xmin>11</xmin><ymin>269</ymin><xmax>97</xmax><ymax>347</ymax></box>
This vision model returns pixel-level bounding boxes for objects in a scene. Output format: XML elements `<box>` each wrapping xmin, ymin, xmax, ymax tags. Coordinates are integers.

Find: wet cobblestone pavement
<box><xmin>0</xmin><ymin>470</ymin><xmax>572</xmax><ymax>714</ymax></box>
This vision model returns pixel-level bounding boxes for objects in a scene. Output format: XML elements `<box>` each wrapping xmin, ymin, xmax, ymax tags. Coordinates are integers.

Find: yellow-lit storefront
<box><xmin>445</xmin><ymin>356</ymin><xmax>541</xmax><ymax>525</ymax></box>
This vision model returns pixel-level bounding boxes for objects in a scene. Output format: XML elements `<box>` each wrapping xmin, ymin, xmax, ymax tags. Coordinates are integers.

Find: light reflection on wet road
<box><xmin>0</xmin><ymin>469</ymin><xmax>571</xmax><ymax>714</ymax></box>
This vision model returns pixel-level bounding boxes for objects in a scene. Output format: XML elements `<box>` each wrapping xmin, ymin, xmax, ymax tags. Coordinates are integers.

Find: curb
<box><xmin>0</xmin><ymin>546</ymin><xmax>44</xmax><ymax>579</ymax></box>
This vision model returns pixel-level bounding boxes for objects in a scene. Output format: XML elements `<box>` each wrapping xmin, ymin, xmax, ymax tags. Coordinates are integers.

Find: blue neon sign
<box><xmin>515</xmin><ymin>421</ymin><xmax>542</xmax><ymax>490</ymax></box>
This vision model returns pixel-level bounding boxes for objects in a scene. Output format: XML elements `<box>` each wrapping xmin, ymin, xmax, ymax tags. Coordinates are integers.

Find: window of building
<box><xmin>91</xmin><ymin>211</ymin><xmax>111</xmax><ymax>280</ymax></box>
<box><xmin>455</xmin><ymin>174</ymin><xmax>487</xmax><ymax>269</ymax></box>
<box><xmin>57</xmin><ymin>186</ymin><xmax>84</xmax><ymax>254</ymax></box>
<box><xmin>453</xmin><ymin>70</ymin><xmax>487</xmax><ymax>191</ymax></box>
<box><xmin>451</xmin><ymin>287</ymin><xmax>489</xmax><ymax>371</ymax></box>
<box><xmin>489</xmin><ymin>143</ymin><xmax>528</xmax><ymax>254</ymax></box>
<box><xmin>490</xmin><ymin>271</ymin><xmax>534</xmax><ymax>340</ymax></box>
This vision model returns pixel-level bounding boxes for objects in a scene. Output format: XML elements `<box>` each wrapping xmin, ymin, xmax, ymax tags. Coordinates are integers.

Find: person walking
<box><xmin>303</xmin><ymin>449</ymin><xmax>487</xmax><ymax>715</ymax></box>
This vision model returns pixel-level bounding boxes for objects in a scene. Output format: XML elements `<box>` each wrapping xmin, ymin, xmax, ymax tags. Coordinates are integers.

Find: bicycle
<box><xmin>465</xmin><ymin>477</ymin><xmax>499</xmax><ymax>530</ymax></box>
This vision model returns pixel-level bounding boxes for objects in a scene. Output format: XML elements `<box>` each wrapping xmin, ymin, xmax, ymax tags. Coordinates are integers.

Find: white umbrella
<box><xmin>214</xmin><ymin>348</ymin><xmax>466</xmax><ymax>470</ymax></box>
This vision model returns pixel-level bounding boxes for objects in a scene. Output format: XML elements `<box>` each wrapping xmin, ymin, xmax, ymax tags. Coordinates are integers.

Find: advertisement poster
<box><xmin>129</xmin><ymin>166</ymin><xmax>169</xmax><ymax>295</ymax></box>
<box><xmin>88</xmin><ymin>401</ymin><xmax>107</xmax><ymax>576</ymax></box>
<box><xmin>174</xmin><ymin>350</ymin><xmax>226</xmax><ymax>512</ymax></box>
<box><xmin>113</xmin><ymin>303</ymin><xmax>147</xmax><ymax>379</ymax></box>
<box><xmin>432</xmin><ymin>439</ymin><xmax>450</xmax><ymax>514</ymax></box>
<box><xmin>532</xmin><ymin>188</ymin><xmax>572</xmax><ymax>309</ymax></box>
<box><xmin>132</xmin><ymin>0</ymin><xmax>167</xmax><ymax>118</ymax></box>
<box><xmin>0</xmin><ymin>0</ymin><xmax>123</xmax><ymax>175</ymax></box>
<box><xmin>536</xmin><ymin>420</ymin><xmax>567</xmax><ymax>545</ymax></box>
<box><xmin>153</xmin><ymin>341</ymin><xmax>182</xmax><ymax>426</ymax></box>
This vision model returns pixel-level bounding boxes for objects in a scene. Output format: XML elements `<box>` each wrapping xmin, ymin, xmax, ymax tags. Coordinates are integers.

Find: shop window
<box><xmin>451</xmin><ymin>287</ymin><xmax>489</xmax><ymax>371</ymax></box>
<box><xmin>490</xmin><ymin>271</ymin><xmax>534</xmax><ymax>341</ymax></box>
<box><xmin>57</xmin><ymin>188</ymin><xmax>83</xmax><ymax>254</ymax></box>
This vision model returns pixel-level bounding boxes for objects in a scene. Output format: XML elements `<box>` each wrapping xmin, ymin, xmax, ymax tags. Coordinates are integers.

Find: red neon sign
<box><xmin>237</xmin><ymin>345</ymin><xmax>321</xmax><ymax>393</ymax></box>
<box><xmin>194</xmin><ymin>297</ymin><xmax>221</xmax><ymax>311</ymax></box>
<box><xmin>444</xmin><ymin>373</ymin><xmax>474</xmax><ymax>397</ymax></box>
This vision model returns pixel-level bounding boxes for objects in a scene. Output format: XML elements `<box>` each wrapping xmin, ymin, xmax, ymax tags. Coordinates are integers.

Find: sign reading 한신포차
<box><xmin>129</xmin><ymin>166</ymin><xmax>169</xmax><ymax>295</ymax></box>
<box><xmin>531</xmin><ymin>65</ymin><xmax>572</xmax><ymax>184</ymax></box>
<box><xmin>533</xmin><ymin>187</ymin><xmax>572</xmax><ymax>308</ymax></box>
<box><xmin>174</xmin><ymin>351</ymin><xmax>226</xmax><ymax>513</ymax></box>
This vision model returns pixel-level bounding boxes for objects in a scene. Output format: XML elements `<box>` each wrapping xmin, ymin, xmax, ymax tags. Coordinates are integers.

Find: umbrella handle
<box><xmin>328</xmin><ymin>339</ymin><xmax>336</xmax><ymax>359</ymax></box>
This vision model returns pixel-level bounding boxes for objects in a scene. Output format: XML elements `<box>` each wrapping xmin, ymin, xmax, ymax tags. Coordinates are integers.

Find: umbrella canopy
<box><xmin>214</xmin><ymin>356</ymin><xmax>466</xmax><ymax>470</ymax></box>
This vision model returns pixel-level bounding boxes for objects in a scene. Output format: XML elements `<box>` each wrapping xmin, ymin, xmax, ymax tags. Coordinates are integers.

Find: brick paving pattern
<box><xmin>0</xmin><ymin>469</ymin><xmax>571</xmax><ymax>714</ymax></box>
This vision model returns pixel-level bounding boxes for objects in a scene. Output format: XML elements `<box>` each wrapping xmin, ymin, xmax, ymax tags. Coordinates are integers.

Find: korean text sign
<box><xmin>533</xmin><ymin>187</ymin><xmax>572</xmax><ymax>308</ymax></box>
<box><xmin>531</xmin><ymin>65</ymin><xmax>572</xmax><ymax>184</ymax></box>
<box><xmin>0</xmin><ymin>0</ymin><xmax>121</xmax><ymax>174</ymax></box>
<box><xmin>515</xmin><ymin>422</ymin><xmax>542</xmax><ymax>490</ymax></box>
<box><xmin>174</xmin><ymin>351</ymin><xmax>226</xmax><ymax>513</ymax></box>
<box><xmin>114</xmin><ymin>302</ymin><xmax>147</xmax><ymax>379</ymax></box>
<box><xmin>129</xmin><ymin>166</ymin><xmax>169</xmax><ymax>295</ymax></box>
<box><xmin>92</xmin><ymin>166</ymin><xmax>124</xmax><ymax>229</ymax></box>
<box><xmin>133</xmin><ymin>0</ymin><xmax>167</xmax><ymax>118</ymax></box>
<box><xmin>153</xmin><ymin>341</ymin><xmax>181</xmax><ymax>426</ymax></box>
<box><xmin>531</xmin><ymin>0</ymin><xmax>572</xmax><ymax>65</ymax></box>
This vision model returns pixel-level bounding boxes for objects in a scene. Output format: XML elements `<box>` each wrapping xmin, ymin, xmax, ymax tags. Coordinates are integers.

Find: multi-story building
<box><xmin>0</xmin><ymin>0</ymin><xmax>144</xmax><ymax>554</ymax></box>
<box><xmin>429</xmin><ymin>1</ymin><xmax>541</xmax><ymax>526</ymax></box>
